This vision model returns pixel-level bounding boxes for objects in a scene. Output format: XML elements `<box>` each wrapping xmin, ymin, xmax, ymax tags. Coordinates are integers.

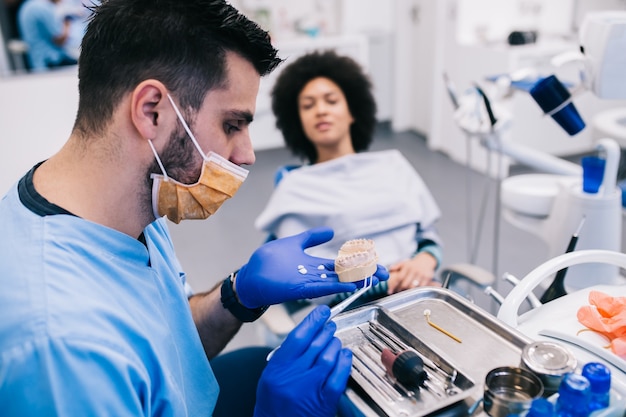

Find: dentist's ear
<box><xmin>130</xmin><ymin>80</ymin><xmax>169</xmax><ymax>142</ymax></box>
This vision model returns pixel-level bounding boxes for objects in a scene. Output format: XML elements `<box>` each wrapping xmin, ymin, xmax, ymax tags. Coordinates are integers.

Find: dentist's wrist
<box><xmin>220</xmin><ymin>270</ymin><xmax>268</xmax><ymax>322</ymax></box>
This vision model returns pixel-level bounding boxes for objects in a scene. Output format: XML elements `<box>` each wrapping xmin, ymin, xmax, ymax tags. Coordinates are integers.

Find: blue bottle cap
<box><xmin>558</xmin><ymin>373</ymin><xmax>591</xmax><ymax>407</ymax></box>
<box><xmin>527</xmin><ymin>397</ymin><xmax>555</xmax><ymax>417</ymax></box>
<box><xmin>582</xmin><ymin>362</ymin><xmax>611</xmax><ymax>393</ymax></box>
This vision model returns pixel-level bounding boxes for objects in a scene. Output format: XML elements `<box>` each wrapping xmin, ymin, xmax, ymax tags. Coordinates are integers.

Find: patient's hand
<box><xmin>387</xmin><ymin>252</ymin><xmax>438</xmax><ymax>294</ymax></box>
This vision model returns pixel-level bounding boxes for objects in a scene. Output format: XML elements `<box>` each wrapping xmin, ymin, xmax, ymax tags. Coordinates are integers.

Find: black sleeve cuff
<box><xmin>220</xmin><ymin>272</ymin><xmax>268</xmax><ymax>323</ymax></box>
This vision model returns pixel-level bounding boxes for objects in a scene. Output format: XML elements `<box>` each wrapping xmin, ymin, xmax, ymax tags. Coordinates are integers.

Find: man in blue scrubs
<box><xmin>0</xmin><ymin>1</ymin><xmax>388</xmax><ymax>416</ymax></box>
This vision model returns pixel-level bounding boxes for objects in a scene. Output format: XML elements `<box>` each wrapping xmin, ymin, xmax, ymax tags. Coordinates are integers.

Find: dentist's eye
<box><xmin>224</xmin><ymin>122</ymin><xmax>241</xmax><ymax>134</ymax></box>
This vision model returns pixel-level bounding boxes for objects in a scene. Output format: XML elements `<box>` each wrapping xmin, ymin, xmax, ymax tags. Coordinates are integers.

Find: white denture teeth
<box><xmin>334</xmin><ymin>239</ymin><xmax>378</xmax><ymax>282</ymax></box>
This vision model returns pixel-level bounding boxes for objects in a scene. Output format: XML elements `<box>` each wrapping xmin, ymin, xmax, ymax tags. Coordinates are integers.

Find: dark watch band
<box><xmin>220</xmin><ymin>271</ymin><xmax>268</xmax><ymax>323</ymax></box>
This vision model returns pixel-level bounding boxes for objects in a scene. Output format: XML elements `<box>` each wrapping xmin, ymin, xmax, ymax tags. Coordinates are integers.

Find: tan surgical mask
<box><xmin>148</xmin><ymin>94</ymin><xmax>249</xmax><ymax>224</ymax></box>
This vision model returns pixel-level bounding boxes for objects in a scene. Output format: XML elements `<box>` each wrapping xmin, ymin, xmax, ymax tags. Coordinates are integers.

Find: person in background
<box><xmin>55</xmin><ymin>0</ymin><xmax>95</xmax><ymax>60</ymax></box>
<box><xmin>0</xmin><ymin>1</ymin><xmax>388</xmax><ymax>417</ymax></box>
<box><xmin>17</xmin><ymin>0</ymin><xmax>77</xmax><ymax>71</ymax></box>
<box><xmin>256</xmin><ymin>50</ymin><xmax>442</xmax><ymax>310</ymax></box>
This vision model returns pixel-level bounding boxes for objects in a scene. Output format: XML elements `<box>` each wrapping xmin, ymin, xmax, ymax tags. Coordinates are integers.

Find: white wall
<box><xmin>340</xmin><ymin>0</ymin><xmax>394</xmax><ymax>34</ymax></box>
<box><xmin>456</xmin><ymin>0</ymin><xmax>575</xmax><ymax>45</ymax></box>
<box><xmin>392</xmin><ymin>0</ymin><xmax>448</xmax><ymax>135</ymax></box>
<box><xmin>234</xmin><ymin>0</ymin><xmax>341</xmax><ymax>41</ymax></box>
<box><xmin>0</xmin><ymin>68</ymin><xmax>78</xmax><ymax>195</ymax></box>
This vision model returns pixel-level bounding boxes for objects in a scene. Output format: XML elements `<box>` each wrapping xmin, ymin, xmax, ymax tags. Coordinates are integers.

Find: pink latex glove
<box><xmin>577</xmin><ymin>290</ymin><xmax>626</xmax><ymax>356</ymax></box>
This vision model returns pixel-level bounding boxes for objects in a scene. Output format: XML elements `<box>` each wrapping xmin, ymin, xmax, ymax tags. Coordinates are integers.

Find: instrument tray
<box><xmin>333</xmin><ymin>287</ymin><xmax>533</xmax><ymax>416</ymax></box>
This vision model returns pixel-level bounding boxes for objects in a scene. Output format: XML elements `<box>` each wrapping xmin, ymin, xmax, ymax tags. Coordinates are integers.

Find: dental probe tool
<box><xmin>352</xmin><ymin>347</ymin><xmax>402</xmax><ymax>402</ymax></box>
<box><xmin>423</xmin><ymin>309</ymin><xmax>462</xmax><ymax>343</ymax></box>
<box><xmin>358</xmin><ymin>326</ymin><xmax>388</xmax><ymax>353</ymax></box>
<box><xmin>329</xmin><ymin>275</ymin><xmax>373</xmax><ymax>319</ymax></box>
<box><xmin>265</xmin><ymin>275</ymin><xmax>373</xmax><ymax>362</ymax></box>
<box><xmin>368</xmin><ymin>321</ymin><xmax>407</xmax><ymax>352</ymax></box>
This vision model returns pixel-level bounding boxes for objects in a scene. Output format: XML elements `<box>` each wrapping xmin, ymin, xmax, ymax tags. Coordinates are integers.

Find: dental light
<box><xmin>529</xmin><ymin>11</ymin><xmax>626</xmax><ymax>136</ymax></box>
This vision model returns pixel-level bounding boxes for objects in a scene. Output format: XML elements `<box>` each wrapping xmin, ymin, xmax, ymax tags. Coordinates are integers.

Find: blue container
<box><xmin>555</xmin><ymin>373</ymin><xmax>591</xmax><ymax>417</ymax></box>
<box><xmin>528</xmin><ymin>398</ymin><xmax>555</xmax><ymax>417</ymax></box>
<box><xmin>582</xmin><ymin>362</ymin><xmax>611</xmax><ymax>412</ymax></box>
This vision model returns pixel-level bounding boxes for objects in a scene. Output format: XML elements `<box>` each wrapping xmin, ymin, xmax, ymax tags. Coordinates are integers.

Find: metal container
<box><xmin>520</xmin><ymin>341</ymin><xmax>577</xmax><ymax>396</ymax></box>
<box><xmin>483</xmin><ymin>366</ymin><xmax>544</xmax><ymax>417</ymax></box>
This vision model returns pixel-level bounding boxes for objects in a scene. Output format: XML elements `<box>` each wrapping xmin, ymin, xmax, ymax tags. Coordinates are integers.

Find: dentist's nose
<box><xmin>230</xmin><ymin>133</ymin><xmax>256</xmax><ymax>166</ymax></box>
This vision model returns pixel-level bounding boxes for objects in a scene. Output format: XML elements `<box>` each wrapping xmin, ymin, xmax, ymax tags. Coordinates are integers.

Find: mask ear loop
<box><xmin>166</xmin><ymin>94</ymin><xmax>207</xmax><ymax>160</ymax></box>
<box><xmin>147</xmin><ymin>139</ymin><xmax>169</xmax><ymax>181</ymax></box>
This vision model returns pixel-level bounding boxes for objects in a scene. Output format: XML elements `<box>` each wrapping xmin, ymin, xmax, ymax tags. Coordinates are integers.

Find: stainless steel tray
<box><xmin>333</xmin><ymin>287</ymin><xmax>534</xmax><ymax>417</ymax></box>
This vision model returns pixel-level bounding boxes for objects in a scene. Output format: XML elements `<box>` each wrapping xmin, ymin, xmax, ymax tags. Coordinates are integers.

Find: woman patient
<box><xmin>255</xmin><ymin>50</ymin><xmax>442</xmax><ymax>307</ymax></box>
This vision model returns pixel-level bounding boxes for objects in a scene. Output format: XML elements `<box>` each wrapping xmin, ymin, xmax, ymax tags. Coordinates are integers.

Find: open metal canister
<box><xmin>483</xmin><ymin>366</ymin><xmax>544</xmax><ymax>417</ymax></box>
<box><xmin>520</xmin><ymin>341</ymin><xmax>577</xmax><ymax>396</ymax></box>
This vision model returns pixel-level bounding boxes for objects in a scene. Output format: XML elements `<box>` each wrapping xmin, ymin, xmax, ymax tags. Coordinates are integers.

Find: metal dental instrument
<box><xmin>329</xmin><ymin>275</ymin><xmax>373</xmax><ymax>319</ymax></box>
<box><xmin>369</xmin><ymin>321</ymin><xmax>408</xmax><ymax>352</ymax></box>
<box><xmin>361</xmin><ymin>325</ymin><xmax>452</xmax><ymax>399</ymax></box>
<box><xmin>423</xmin><ymin>309</ymin><xmax>462</xmax><ymax>343</ymax></box>
<box><xmin>381</xmin><ymin>348</ymin><xmax>428</xmax><ymax>389</ymax></box>
<box><xmin>354</xmin><ymin>331</ymin><xmax>418</xmax><ymax>400</ymax></box>
<box><xmin>352</xmin><ymin>347</ymin><xmax>401</xmax><ymax>402</ymax></box>
<box><xmin>359</xmin><ymin>326</ymin><xmax>388</xmax><ymax>352</ymax></box>
<box><xmin>368</xmin><ymin>321</ymin><xmax>456</xmax><ymax>391</ymax></box>
<box><xmin>266</xmin><ymin>275</ymin><xmax>373</xmax><ymax>362</ymax></box>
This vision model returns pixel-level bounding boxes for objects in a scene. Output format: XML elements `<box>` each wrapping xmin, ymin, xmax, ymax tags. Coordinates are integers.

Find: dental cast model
<box><xmin>335</xmin><ymin>239</ymin><xmax>378</xmax><ymax>282</ymax></box>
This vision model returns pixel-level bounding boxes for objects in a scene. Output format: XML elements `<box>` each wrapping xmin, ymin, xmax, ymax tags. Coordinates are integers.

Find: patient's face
<box><xmin>298</xmin><ymin>77</ymin><xmax>354</xmax><ymax>153</ymax></box>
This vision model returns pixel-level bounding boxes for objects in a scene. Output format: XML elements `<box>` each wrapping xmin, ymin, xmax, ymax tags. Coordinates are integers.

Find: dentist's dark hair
<box><xmin>271</xmin><ymin>50</ymin><xmax>377</xmax><ymax>164</ymax></box>
<box><xmin>73</xmin><ymin>0</ymin><xmax>281</xmax><ymax>137</ymax></box>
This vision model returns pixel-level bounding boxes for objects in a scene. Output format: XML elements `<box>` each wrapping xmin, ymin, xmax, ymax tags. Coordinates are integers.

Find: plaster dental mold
<box><xmin>335</xmin><ymin>239</ymin><xmax>378</xmax><ymax>282</ymax></box>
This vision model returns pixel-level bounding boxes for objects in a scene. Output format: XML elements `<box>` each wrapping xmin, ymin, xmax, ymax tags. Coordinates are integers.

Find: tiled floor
<box><xmin>168</xmin><ymin>125</ymin><xmax>626</xmax><ymax>353</ymax></box>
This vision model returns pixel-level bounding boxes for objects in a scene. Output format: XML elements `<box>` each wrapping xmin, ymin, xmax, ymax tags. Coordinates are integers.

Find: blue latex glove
<box><xmin>236</xmin><ymin>227</ymin><xmax>389</xmax><ymax>308</ymax></box>
<box><xmin>254</xmin><ymin>305</ymin><xmax>352</xmax><ymax>417</ymax></box>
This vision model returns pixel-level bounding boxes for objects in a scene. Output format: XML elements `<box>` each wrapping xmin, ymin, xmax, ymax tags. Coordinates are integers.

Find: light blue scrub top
<box><xmin>0</xmin><ymin>169</ymin><xmax>219</xmax><ymax>415</ymax></box>
<box><xmin>18</xmin><ymin>0</ymin><xmax>67</xmax><ymax>70</ymax></box>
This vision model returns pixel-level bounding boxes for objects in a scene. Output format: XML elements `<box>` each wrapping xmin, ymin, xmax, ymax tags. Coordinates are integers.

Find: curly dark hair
<box><xmin>271</xmin><ymin>50</ymin><xmax>377</xmax><ymax>164</ymax></box>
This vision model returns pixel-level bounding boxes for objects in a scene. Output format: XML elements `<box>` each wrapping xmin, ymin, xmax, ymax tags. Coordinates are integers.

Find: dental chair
<box><xmin>258</xmin><ymin>162</ymin><xmax>459</xmax><ymax>346</ymax></box>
